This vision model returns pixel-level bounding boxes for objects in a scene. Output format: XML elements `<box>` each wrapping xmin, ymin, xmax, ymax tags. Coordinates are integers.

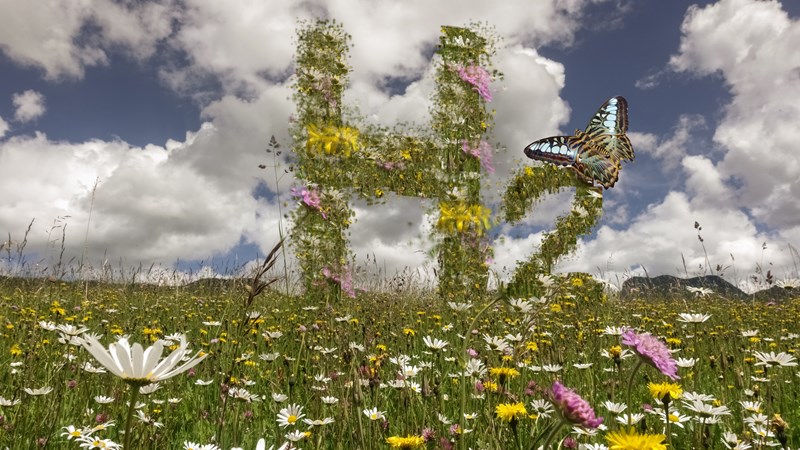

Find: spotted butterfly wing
<box><xmin>523</xmin><ymin>136</ymin><xmax>579</xmax><ymax>165</ymax></box>
<box><xmin>574</xmin><ymin>147</ymin><xmax>621</xmax><ymax>189</ymax></box>
<box><xmin>582</xmin><ymin>96</ymin><xmax>634</xmax><ymax>162</ymax></box>
<box><xmin>524</xmin><ymin>96</ymin><xmax>633</xmax><ymax>189</ymax></box>
<box><xmin>523</xmin><ymin>135</ymin><xmax>621</xmax><ymax>188</ymax></box>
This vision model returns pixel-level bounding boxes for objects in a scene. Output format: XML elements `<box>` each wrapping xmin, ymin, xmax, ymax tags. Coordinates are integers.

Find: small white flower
<box><xmin>601</xmin><ymin>401</ymin><xmax>626</xmax><ymax>414</ymax></box>
<box><xmin>743</xmin><ymin>413</ymin><xmax>769</xmax><ymax>427</ymax></box>
<box><xmin>739</xmin><ymin>400</ymin><xmax>762</xmax><ymax>413</ymax></box>
<box><xmin>0</xmin><ymin>396</ymin><xmax>21</xmax><ymax>406</ymax></box>
<box><xmin>276</xmin><ymin>403</ymin><xmax>305</xmax><ymax>427</ymax></box>
<box><xmin>683</xmin><ymin>391</ymin><xmax>716</xmax><ymax>403</ymax></box>
<box><xmin>229</xmin><ymin>387</ymin><xmax>260</xmax><ymax>402</ymax></box>
<box><xmin>39</xmin><ymin>321</ymin><xmax>57</xmax><ymax>331</ymax></box>
<box><xmin>259</xmin><ymin>352</ymin><xmax>281</xmax><ymax>361</ymax></box>
<box><xmin>56</xmin><ymin>324</ymin><xmax>89</xmax><ymax>337</ymax></box>
<box><xmin>686</xmin><ymin>286</ymin><xmax>713</xmax><ymax>297</ymax></box>
<box><xmin>616</xmin><ymin>413</ymin><xmax>645</xmax><ymax>425</ymax></box>
<box><xmin>529</xmin><ymin>399</ymin><xmax>554</xmax><ymax>418</ymax></box>
<box><xmin>580</xmin><ymin>444</ymin><xmax>609</xmax><ymax>450</ymax></box>
<box><xmin>422</xmin><ymin>336</ymin><xmax>448</xmax><ymax>350</ymax></box>
<box><xmin>682</xmin><ymin>399</ymin><xmax>731</xmax><ymax>418</ymax></box>
<box><xmin>504</xmin><ymin>333</ymin><xmax>524</xmax><ymax>343</ymax></box>
<box><xmin>284</xmin><ymin>430</ymin><xmax>306</xmax><ymax>442</ymax></box>
<box><xmin>363</xmin><ymin>407</ymin><xmax>386</xmax><ymax>421</ymax></box>
<box><xmin>602</xmin><ymin>326</ymin><xmax>626</xmax><ymax>336</ymax></box>
<box><xmin>482</xmin><ymin>335</ymin><xmax>510</xmax><ymax>353</ymax></box>
<box><xmin>140</xmin><ymin>383</ymin><xmax>161</xmax><ymax>395</ymax></box>
<box><xmin>79</xmin><ymin>335</ymin><xmax>205</xmax><ymax>385</ymax></box>
<box><xmin>61</xmin><ymin>425</ymin><xmax>88</xmax><ymax>440</ymax></box>
<box><xmin>348</xmin><ymin>342</ymin><xmax>365</xmax><ymax>352</ymax></box>
<box><xmin>463</xmin><ymin>358</ymin><xmax>487</xmax><ymax>378</ymax></box>
<box><xmin>753</xmin><ymin>351</ymin><xmax>797</xmax><ymax>368</ymax></box>
<box><xmin>677</xmin><ymin>313</ymin><xmax>711</xmax><ymax>323</ymax></box>
<box><xmin>541</xmin><ymin>364</ymin><xmax>562</xmax><ymax>373</ymax></box>
<box><xmin>320</xmin><ymin>396</ymin><xmax>338</xmax><ymax>404</ymax></box>
<box><xmin>447</xmin><ymin>302</ymin><xmax>472</xmax><ymax>312</ymax></box>
<box><xmin>675</xmin><ymin>357</ymin><xmax>698</xmax><ymax>368</ymax></box>
<box><xmin>24</xmin><ymin>386</ymin><xmax>53</xmax><ymax>396</ymax></box>
<box><xmin>776</xmin><ymin>278</ymin><xmax>800</xmax><ymax>289</ymax></box>
<box><xmin>136</xmin><ymin>409</ymin><xmax>163</xmax><ymax>428</ymax></box>
<box><xmin>507</xmin><ymin>298</ymin><xmax>534</xmax><ymax>313</ymax></box>
<box><xmin>303</xmin><ymin>417</ymin><xmax>334</xmax><ymax>426</ymax></box>
<box><xmin>77</xmin><ymin>436</ymin><xmax>122</xmax><ymax>449</ymax></box>
<box><xmin>399</xmin><ymin>364</ymin><xmax>421</xmax><ymax>378</ymax></box>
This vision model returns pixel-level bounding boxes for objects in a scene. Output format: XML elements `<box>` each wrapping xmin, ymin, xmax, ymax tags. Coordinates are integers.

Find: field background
<box><xmin>1</xmin><ymin>268</ymin><xmax>798</xmax><ymax>449</ymax></box>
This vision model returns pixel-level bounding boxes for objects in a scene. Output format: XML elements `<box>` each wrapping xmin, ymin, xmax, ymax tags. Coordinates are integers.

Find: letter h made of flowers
<box><xmin>290</xmin><ymin>21</ymin><xmax>604</xmax><ymax>303</ymax></box>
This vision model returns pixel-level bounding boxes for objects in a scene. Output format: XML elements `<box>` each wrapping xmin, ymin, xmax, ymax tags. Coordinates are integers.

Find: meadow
<box><xmin>1</xmin><ymin>266</ymin><xmax>798</xmax><ymax>450</ymax></box>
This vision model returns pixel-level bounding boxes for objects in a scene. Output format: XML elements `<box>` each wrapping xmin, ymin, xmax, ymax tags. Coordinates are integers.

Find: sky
<box><xmin>1</xmin><ymin>0</ymin><xmax>799</xmax><ymax>290</ymax></box>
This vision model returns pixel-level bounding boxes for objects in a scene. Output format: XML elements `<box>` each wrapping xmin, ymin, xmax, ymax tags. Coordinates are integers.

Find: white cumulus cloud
<box><xmin>0</xmin><ymin>0</ymin><xmax>177</xmax><ymax>80</ymax></box>
<box><xmin>12</xmin><ymin>90</ymin><xmax>46</xmax><ymax>122</ymax></box>
<box><xmin>669</xmin><ymin>0</ymin><xmax>800</xmax><ymax>229</ymax></box>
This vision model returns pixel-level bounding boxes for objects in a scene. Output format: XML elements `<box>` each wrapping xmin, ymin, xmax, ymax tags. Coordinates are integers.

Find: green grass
<box><xmin>0</xmin><ymin>275</ymin><xmax>798</xmax><ymax>449</ymax></box>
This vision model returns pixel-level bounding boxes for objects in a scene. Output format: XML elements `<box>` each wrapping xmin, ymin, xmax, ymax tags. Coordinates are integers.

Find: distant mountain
<box><xmin>620</xmin><ymin>275</ymin><xmax>799</xmax><ymax>301</ymax></box>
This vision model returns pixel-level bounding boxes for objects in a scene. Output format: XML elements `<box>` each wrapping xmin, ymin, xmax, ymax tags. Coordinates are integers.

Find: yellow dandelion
<box><xmin>495</xmin><ymin>402</ymin><xmax>527</xmax><ymax>422</ymax></box>
<box><xmin>489</xmin><ymin>367</ymin><xmax>520</xmax><ymax>378</ymax></box>
<box><xmin>648</xmin><ymin>382</ymin><xmax>682</xmax><ymax>402</ymax></box>
<box><xmin>483</xmin><ymin>380</ymin><xmax>499</xmax><ymax>393</ymax></box>
<box><xmin>606</xmin><ymin>428</ymin><xmax>667</xmax><ymax>450</ymax></box>
<box><xmin>385</xmin><ymin>435</ymin><xmax>425</xmax><ymax>449</ymax></box>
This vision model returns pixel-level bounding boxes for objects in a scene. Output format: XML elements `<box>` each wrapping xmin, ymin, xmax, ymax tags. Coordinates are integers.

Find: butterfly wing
<box><xmin>574</xmin><ymin>146</ymin><xmax>621</xmax><ymax>189</ymax></box>
<box><xmin>583</xmin><ymin>96</ymin><xmax>634</xmax><ymax>162</ymax></box>
<box><xmin>524</xmin><ymin>136</ymin><xmax>580</xmax><ymax>166</ymax></box>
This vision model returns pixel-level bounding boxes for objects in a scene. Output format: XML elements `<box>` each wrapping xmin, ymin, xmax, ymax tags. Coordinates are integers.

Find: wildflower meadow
<box><xmin>2</xmin><ymin>269</ymin><xmax>799</xmax><ymax>449</ymax></box>
<box><xmin>1</xmin><ymin>19</ymin><xmax>799</xmax><ymax>450</ymax></box>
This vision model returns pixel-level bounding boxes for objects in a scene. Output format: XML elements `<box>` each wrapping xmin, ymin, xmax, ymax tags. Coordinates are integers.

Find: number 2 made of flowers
<box><xmin>290</xmin><ymin>21</ymin><xmax>499</xmax><ymax>303</ymax></box>
<box><xmin>500</xmin><ymin>164</ymin><xmax>604</xmax><ymax>297</ymax></box>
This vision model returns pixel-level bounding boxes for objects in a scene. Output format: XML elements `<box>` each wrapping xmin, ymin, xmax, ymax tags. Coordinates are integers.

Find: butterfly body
<box><xmin>524</xmin><ymin>96</ymin><xmax>634</xmax><ymax>189</ymax></box>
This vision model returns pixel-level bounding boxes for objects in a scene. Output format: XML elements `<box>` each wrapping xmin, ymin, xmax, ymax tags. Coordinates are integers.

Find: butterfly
<box><xmin>524</xmin><ymin>96</ymin><xmax>634</xmax><ymax>189</ymax></box>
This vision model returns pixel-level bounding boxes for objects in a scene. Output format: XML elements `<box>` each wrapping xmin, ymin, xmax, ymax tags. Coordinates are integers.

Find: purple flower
<box><xmin>621</xmin><ymin>329</ymin><xmax>680</xmax><ymax>380</ymax></box>
<box><xmin>461</xmin><ymin>140</ymin><xmax>495</xmax><ymax>174</ymax></box>
<box><xmin>291</xmin><ymin>186</ymin><xmax>327</xmax><ymax>219</ymax></box>
<box><xmin>549</xmin><ymin>381</ymin><xmax>603</xmax><ymax>429</ymax></box>
<box><xmin>456</xmin><ymin>64</ymin><xmax>493</xmax><ymax>102</ymax></box>
<box><xmin>321</xmin><ymin>266</ymin><xmax>356</xmax><ymax>298</ymax></box>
